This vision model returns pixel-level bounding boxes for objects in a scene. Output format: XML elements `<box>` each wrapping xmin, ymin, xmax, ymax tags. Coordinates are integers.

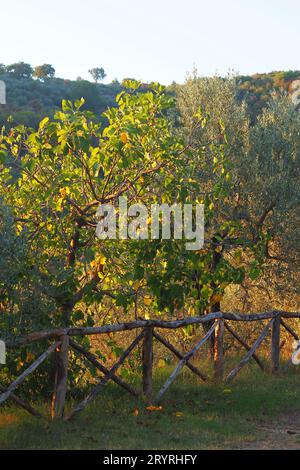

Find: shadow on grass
<box><xmin>1</xmin><ymin>365</ymin><xmax>300</xmax><ymax>450</ymax></box>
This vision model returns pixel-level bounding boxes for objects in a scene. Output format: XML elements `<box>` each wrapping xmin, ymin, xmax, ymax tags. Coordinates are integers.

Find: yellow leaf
<box><xmin>158</xmin><ymin>358</ymin><xmax>166</xmax><ymax>368</ymax></box>
<box><xmin>97</xmin><ymin>254</ymin><xmax>106</xmax><ymax>265</ymax></box>
<box><xmin>120</xmin><ymin>132</ymin><xmax>128</xmax><ymax>144</ymax></box>
<box><xmin>92</xmin><ymin>254</ymin><xmax>106</xmax><ymax>268</ymax></box>
<box><xmin>25</xmin><ymin>352</ymin><xmax>34</xmax><ymax>363</ymax></box>
<box><xmin>133</xmin><ymin>280</ymin><xmax>140</xmax><ymax>291</ymax></box>
<box><xmin>133</xmin><ymin>409</ymin><xmax>139</xmax><ymax>416</ymax></box>
<box><xmin>223</xmin><ymin>389</ymin><xmax>232</xmax><ymax>394</ymax></box>
<box><xmin>144</xmin><ymin>296</ymin><xmax>152</xmax><ymax>306</ymax></box>
<box><xmin>175</xmin><ymin>411</ymin><xmax>184</xmax><ymax>417</ymax></box>
<box><xmin>210</xmin><ymin>293</ymin><xmax>222</xmax><ymax>306</ymax></box>
<box><xmin>59</xmin><ymin>187</ymin><xmax>70</xmax><ymax>199</ymax></box>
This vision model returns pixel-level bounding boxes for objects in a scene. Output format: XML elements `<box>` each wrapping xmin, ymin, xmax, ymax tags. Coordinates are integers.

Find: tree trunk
<box><xmin>214</xmin><ymin>318</ymin><xmax>224</xmax><ymax>382</ymax></box>
<box><xmin>202</xmin><ymin>302</ymin><xmax>220</xmax><ymax>359</ymax></box>
<box><xmin>142</xmin><ymin>327</ymin><xmax>153</xmax><ymax>400</ymax></box>
<box><xmin>271</xmin><ymin>315</ymin><xmax>281</xmax><ymax>373</ymax></box>
<box><xmin>51</xmin><ymin>335</ymin><xmax>69</xmax><ymax>419</ymax></box>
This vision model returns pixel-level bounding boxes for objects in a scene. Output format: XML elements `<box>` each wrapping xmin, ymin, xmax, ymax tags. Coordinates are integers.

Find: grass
<box><xmin>1</xmin><ymin>366</ymin><xmax>300</xmax><ymax>450</ymax></box>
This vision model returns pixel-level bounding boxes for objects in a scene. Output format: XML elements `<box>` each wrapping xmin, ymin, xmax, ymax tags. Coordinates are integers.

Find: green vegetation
<box><xmin>1</xmin><ymin>369</ymin><xmax>300</xmax><ymax>450</ymax></box>
<box><xmin>0</xmin><ymin>62</ymin><xmax>119</xmax><ymax>128</ymax></box>
<box><xmin>0</xmin><ymin>72</ymin><xmax>299</xmax><ymax>397</ymax></box>
<box><xmin>1</xmin><ymin>62</ymin><xmax>299</xmax><ymax>129</ymax></box>
<box><xmin>237</xmin><ymin>70</ymin><xmax>300</xmax><ymax>122</ymax></box>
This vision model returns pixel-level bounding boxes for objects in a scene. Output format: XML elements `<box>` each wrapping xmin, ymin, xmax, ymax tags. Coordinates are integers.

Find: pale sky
<box><xmin>1</xmin><ymin>0</ymin><xmax>299</xmax><ymax>84</ymax></box>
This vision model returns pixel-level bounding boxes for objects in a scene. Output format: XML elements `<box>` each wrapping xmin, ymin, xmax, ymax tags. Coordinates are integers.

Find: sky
<box><xmin>1</xmin><ymin>0</ymin><xmax>299</xmax><ymax>85</ymax></box>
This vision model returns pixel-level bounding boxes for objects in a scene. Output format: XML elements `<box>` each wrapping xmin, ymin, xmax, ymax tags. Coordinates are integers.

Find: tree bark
<box><xmin>224</xmin><ymin>322</ymin><xmax>264</xmax><ymax>370</ymax></box>
<box><xmin>226</xmin><ymin>319</ymin><xmax>274</xmax><ymax>383</ymax></box>
<box><xmin>51</xmin><ymin>335</ymin><xmax>69</xmax><ymax>419</ymax></box>
<box><xmin>0</xmin><ymin>341</ymin><xmax>60</xmax><ymax>405</ymax></box>
<box><xmin>153</xmin><ymin>331</ymin><xmax>207</xmax><ymax>381</ymax></box>
<box><xmin>142</xmin><ymin>327</ymin><xmax>153</xmax><ymax>400</ymax></box>
<box><xmin>214</xmin><ymin>318</ymin><xmax>224</xmax><ymax>382</ymax></box>
<box><xmin>271</xmin><ymin>315</ymin><xmax>281</xmax><ymax>373</ymax></box>
<box><xmin>7</xmin><ymin>311</ymin><xmax>300</xmax><ymax>349</ymax></box>
<box><xmin>0</xmin><ymin>384</ymin><xmax>42</xmax><ymax>418</ymax></box>
<box><xmin>69</xmin><ymin>339</ymin><xmax>139</xmax><ymax>397</ymax></box>
<box><xmin>65</xmin><ymin>331</ymin><xmax>144</xmax><ymax>420</ymax></box>
<box><xmin>156</xmin><ymin>321</ymin><xmax>218</xmax><ymax>403</ymax></box>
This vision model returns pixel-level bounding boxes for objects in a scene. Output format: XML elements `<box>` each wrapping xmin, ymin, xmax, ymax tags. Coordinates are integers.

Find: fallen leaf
<box><xmin>146</xmin><ymin>405</ymin><xmax>163</xmax><ymax>412</ymax></box>
<box><xmin>158</xmin><ymin>358</ymin><xmax>166</xmax><ymax>368</ymax></box>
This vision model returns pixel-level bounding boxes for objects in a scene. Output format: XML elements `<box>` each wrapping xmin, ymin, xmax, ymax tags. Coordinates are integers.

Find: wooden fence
<box><xmin>1</xmin><ymin>310</ymin><xmax>299</xmax><ymax>421</ymax></box>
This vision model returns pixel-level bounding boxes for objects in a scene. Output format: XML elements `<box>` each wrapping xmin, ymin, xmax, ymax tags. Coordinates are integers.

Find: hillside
<box><xmin>237</xmin><ymin>70</ymin><xmax>300</xmax><ymax>121</ymax></box>
<box><xmin>0</xmin><ymin>69</ymin><xmax>299</xmax><ymax>128</ymax></box>
<box><xmin>0</xmin><ymin>73</ymin><xmax>122</xmax><ymax>128</ymax></box>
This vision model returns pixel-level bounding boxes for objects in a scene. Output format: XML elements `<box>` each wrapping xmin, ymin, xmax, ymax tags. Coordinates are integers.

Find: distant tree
<box><xmin>33</xmin><ymin>64</ymin><xmax>55</xmax><ymax>80</ymax></box>
<box><xmin>89</xmin><ymin>67</ymin><xmax>106</xmax><ymax>83</ymax></box>
<box><xmin>0</xmin><ymin>64</ymin><xmax>6</xmax><ymax>74</ymax></box>
<box><xmin>6</xmin><ymin>62</ymin><xmax>33</xmax><ymax>79</ymax></box>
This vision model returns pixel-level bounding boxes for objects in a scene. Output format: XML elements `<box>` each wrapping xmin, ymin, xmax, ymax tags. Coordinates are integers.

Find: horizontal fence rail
<box><xmin>1</xmin><ymin>310</ymin><xmax>299</xmax><ymax>421</ymax></box>
<box><xmin>5</xmin><ymin>310</ymin><xmax>300</xmax><ymax>348</ymax></box>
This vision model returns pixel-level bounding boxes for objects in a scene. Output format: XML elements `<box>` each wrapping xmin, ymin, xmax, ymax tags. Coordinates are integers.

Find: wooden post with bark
<box><xmin>142</xmin><ymin>326</ymin><xmax>153</xmax><ymax>400</ymax></box>
<box><xmin>271</xmin><ymin>314</ymin><xmax>281</xmax><ymax>373</ymax></box>
<box><xmin>214</xmin><ymin>319</ymin><xmax>224</xmax><ymax>382</ymax></box>
<box><xmin>51</xmin><ymin>335</ymin><xmax>69</xmax><ymax>419</ymax></box>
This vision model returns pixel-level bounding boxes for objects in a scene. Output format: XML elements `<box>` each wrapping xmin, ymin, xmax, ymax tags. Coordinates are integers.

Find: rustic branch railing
<box><xmin>0</xmin><ymin>310</ymin><xmax>299</xmax><ymax>421</ymax></box>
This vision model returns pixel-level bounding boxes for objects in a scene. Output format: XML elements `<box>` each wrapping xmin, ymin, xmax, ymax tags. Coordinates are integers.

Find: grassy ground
<box><xmin>1</xmin><ymin>366</ymin><xmax>300</xmax><ymax>450</ymax></box>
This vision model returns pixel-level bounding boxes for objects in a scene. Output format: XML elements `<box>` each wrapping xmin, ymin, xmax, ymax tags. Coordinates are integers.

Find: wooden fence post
<box><xmin>51</xmin><ymin>335</ymin><xmax>69</xmax><ymax>419</ymax></box>
<box><xmin>214</xmin><ymin>319</ymin><xmax>224</xmax><ymax>382</ymax></box>
<box><xmin>271</xmin><ymin>314</ymin><xmax>281</xmax><ymax>373</ymax></box>
<box><xmin>142</xmin><ymin>327</ymin><xmax>153</xmax><ymax>400</ymax></box>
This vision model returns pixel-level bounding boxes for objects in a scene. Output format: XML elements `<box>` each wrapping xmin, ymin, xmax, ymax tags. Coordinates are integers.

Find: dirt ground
<box><xmin>241</xmin><ymin>411</ymin><xmax>300</xmax><ymax>450</ymax></box>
